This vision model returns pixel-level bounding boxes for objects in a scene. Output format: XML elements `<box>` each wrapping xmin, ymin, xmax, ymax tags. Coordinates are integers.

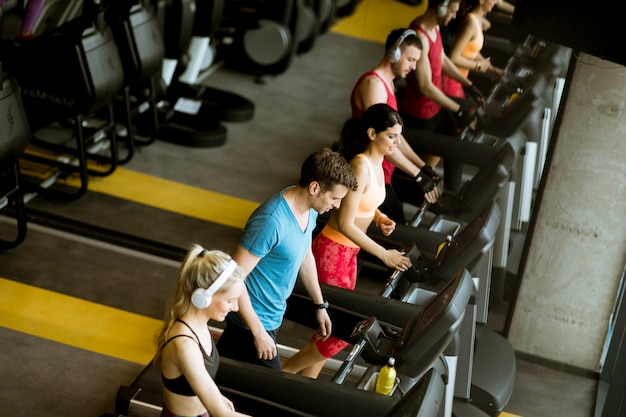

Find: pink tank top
<box><xmin>350</xmin><ymin>71</ymin><xmax>397</xmax><ymax>184</ymax></box>
<box><xmin>319</xmin><ymin>154</ymin><xmax>386</xmax><ymax>249</ymax></box>
<box><xmin>353</xmin><ymin>154</ymin><xmax>386</xmax><ymax>218</ymax></box>
<box><xmin>458</xmin><ymin>13</ymin><xmax>483</xmax><ymax>78</ymax></box>
<box><xmin>399</xmin><ymin>25</ymin><xmax>443</xmax><ymax>119</ymax></box>
<box><xmin>444</xmin><ymin>14</ymin><xmax>483</xmax><ymax>98</ymax></box>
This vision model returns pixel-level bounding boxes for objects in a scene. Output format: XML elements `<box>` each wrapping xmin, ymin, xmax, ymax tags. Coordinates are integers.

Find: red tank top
<box><xmin>399</xmin><ymin>25</ymin><xmax>443</xmax><ymax>119</ymax></box>
<box><xmin>350</xmin><ymin>71</ymin><xmax>397</xmax><ymax>184</ymax></box>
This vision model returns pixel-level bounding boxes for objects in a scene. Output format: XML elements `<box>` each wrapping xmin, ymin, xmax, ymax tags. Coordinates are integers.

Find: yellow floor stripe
<box><xmin>501</xmin><ymin>413</ymin><xmax>522</xmax><ymax>417</ymax></box>
<box><xmin>64</xmin><ymin>168</ymin><xmax>260</xmax><ymax>230</ymax></box>
<box><xmin>331</xmin><ymin>0</ymin><xmax>427</xmax><ymax>43</ymax></box>
<box><xmin>0</xmin><ymin>277</ymin><xmax>161</xmax><ymax>365</ymax></box>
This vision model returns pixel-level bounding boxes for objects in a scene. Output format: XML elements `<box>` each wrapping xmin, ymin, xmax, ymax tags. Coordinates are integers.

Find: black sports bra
<box><xmin>161</xmin><ymin>319</ymin><xmax>219</xmax><ymax>396</ymax></box>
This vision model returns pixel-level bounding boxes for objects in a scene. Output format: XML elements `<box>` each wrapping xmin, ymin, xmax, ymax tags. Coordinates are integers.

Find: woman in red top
<box><xmin>281</xmin><ymin>104</ymin><xmax>412</xmax><ymax>379</ymax></box>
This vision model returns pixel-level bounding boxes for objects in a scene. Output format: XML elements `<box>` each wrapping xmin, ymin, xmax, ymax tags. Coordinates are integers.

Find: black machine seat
<box><xmin>5</xmin><ymin>1</ymin><xmax>126</xmax><ymax>200</ymax></box>
<box><xmin>0</xmin><ymin>76</ymin><xmax>29</xmax><ymax>169</ymax></box>
<box><xmin>0</xmin><ymin>74</ymin><xmax>30</xmax><ymax>249</ymax></box>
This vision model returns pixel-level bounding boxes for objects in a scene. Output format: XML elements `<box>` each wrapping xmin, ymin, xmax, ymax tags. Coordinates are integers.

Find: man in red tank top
<box><xmin>350</xmin><ymin>28</ymin><xmax>439</xmax><ymax>223</ymax></box>
<box><xmin>398</xmin><ymin>0</ymin><xmax>483</xmax><ymax>193</ymax></box>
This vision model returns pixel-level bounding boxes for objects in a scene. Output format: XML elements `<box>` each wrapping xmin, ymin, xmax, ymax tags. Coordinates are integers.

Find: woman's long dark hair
<box><xmin>448</xmin><ymin>0</ymin><xmax>480</xmax><ymax>36</ymax></box>
<box><xmin>338</xmin><ymin>103</ymin><xmax>403</xmax><ymax>161</ymax></box>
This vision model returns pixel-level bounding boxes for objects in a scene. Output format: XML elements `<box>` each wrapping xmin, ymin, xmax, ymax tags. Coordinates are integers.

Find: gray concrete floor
<box><xmin>0</xmin><ymin>27</ymin><xmax>599</xmax><ymax>417</ymax></box>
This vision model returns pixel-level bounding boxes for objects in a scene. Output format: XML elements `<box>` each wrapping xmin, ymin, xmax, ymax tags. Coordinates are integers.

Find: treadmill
<box><xmin>112</xmin><ymin>268</ymin><xmax>473</xmax><ymax>417</ymax></box>
<box><xmin>293</xmin><ymin>202</ymin><xmax>516</xmax><ymax>417</ymax></box>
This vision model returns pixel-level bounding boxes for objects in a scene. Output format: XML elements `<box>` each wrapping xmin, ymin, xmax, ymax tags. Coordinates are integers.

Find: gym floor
<box><xmin>0</xmin><ymin>1</ymin><xmax>597</xmax><ymax>416</ymax></box>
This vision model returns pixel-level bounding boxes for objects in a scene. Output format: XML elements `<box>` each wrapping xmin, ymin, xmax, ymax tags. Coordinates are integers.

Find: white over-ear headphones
<box><xmin>437</xmin><ymin>0</ymin><xmax>451</xmax><ymax>18</ymax></box>
<box><xmin>191</xmin><ymin>259</ymin><xmax>238</xmax><ymax>309</ymax></box>
<box><xmin>387</xmin><ymin>29</ymin><xmax>417</xmax><ymax>64</ymax></box>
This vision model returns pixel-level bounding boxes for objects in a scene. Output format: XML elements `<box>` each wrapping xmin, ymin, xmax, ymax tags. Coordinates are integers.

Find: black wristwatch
<box><xmin>314</xmin><ymin>300</ymin><xmax>329</xmax><ymax>309</ymax></box>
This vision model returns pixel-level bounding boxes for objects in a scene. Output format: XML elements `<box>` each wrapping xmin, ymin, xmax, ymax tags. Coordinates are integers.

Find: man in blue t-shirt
<box><xmin>217</xmin><ymin>148</ymin><xmax>357</xmax><ymax>369</ymax></box>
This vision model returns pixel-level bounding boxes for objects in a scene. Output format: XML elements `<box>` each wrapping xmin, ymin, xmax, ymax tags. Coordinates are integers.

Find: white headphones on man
<box><xmin>387</xmin><ymin>29</ymin><xmax>417</xmax><ymax>64</ymax></box>
<box><xmin>191</xmin><ymin>259</ymin><xmax>238</xmax><ymax>309</ymax></box>
<box><xmin>437</xmin><ymin>0</ymin><xmax>451</xmax><ymax>18</ymax></box>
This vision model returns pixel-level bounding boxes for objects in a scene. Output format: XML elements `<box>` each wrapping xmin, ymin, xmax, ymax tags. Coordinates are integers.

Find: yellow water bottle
<box><xmin>375</xmin><ymin>357</ymin><xmax>397</xmax><ymax>395</ymax></box>
<box><xmin>435</xmin><ymin>235</ymin><xmax>452</xmax><ymax>259</ymax></box>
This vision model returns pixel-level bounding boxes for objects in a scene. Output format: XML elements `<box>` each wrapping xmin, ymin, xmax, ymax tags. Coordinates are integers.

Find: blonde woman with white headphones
<box><xmin>153</xmin><ymin>244</ymin><xmax>251</xmax><ymax>417</ymax></box>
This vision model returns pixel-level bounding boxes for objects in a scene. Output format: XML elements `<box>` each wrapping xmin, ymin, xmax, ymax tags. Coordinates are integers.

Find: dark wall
<box><xmin>512</xmin><ymin>1</ymin><xmax>626</xmax><ymax>66</ymax></box>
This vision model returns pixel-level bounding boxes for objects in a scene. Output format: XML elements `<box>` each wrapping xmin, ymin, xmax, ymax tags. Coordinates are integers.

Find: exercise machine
<box><xmin>102</xmin><ymin>0</ymin><xmax>165</xmax><ymax>162</ymax></box>
<box><xmin>147</xmin><ymin>0</ymin><xmax>255</xmax><ymax>147</ymax></box>
<box><xmin>296</xmin><ymin>202</ymin><xmax>516</xmax><ymax>416</ymax></box>
<box><xmin>166</xmin><ymin>0</ymin><xmax>255</xmax><ymax>123</ymax></box>
<box><xmin>112</xmin><ymin>267</ymin><xmax>473</xmax><ymax>417</ymax></box>
<box><xmin>6</xmin><ymin>0</ymin><xmax>125</xmax><ymax>200</ymax></box>
<box><xmin>215</xmin><ymin>0</ymin><xmax>304</xmax><ymax>77</ymax></box>
<box><xmin>0</xmin><ymin>2</ymin><xmax>30</xmax><ymax>249</ymax></box>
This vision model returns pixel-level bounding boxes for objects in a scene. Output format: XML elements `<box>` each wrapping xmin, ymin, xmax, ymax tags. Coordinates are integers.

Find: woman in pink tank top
<box><xmin>282</xmin><ymin>104</ymin><xmax>413</xmax><ymax>379</ymax></box>
<box><xmin>444</xmin><ymin>0</ymin><xmax>504</xmax><ymax>98</ymax></box>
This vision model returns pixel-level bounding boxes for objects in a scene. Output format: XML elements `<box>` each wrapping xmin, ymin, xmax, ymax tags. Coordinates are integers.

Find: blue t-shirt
<box><xmin>232</xmin><ymin>187</ymin><xmax>318</xmax><ymax>331</ymax></box>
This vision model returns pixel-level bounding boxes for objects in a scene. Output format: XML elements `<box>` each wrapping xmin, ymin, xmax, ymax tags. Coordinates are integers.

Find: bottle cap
<box><xmin>387</xmin><ymin>357</ymin><xmax>395</xmax><ymax>366</ymax></box>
